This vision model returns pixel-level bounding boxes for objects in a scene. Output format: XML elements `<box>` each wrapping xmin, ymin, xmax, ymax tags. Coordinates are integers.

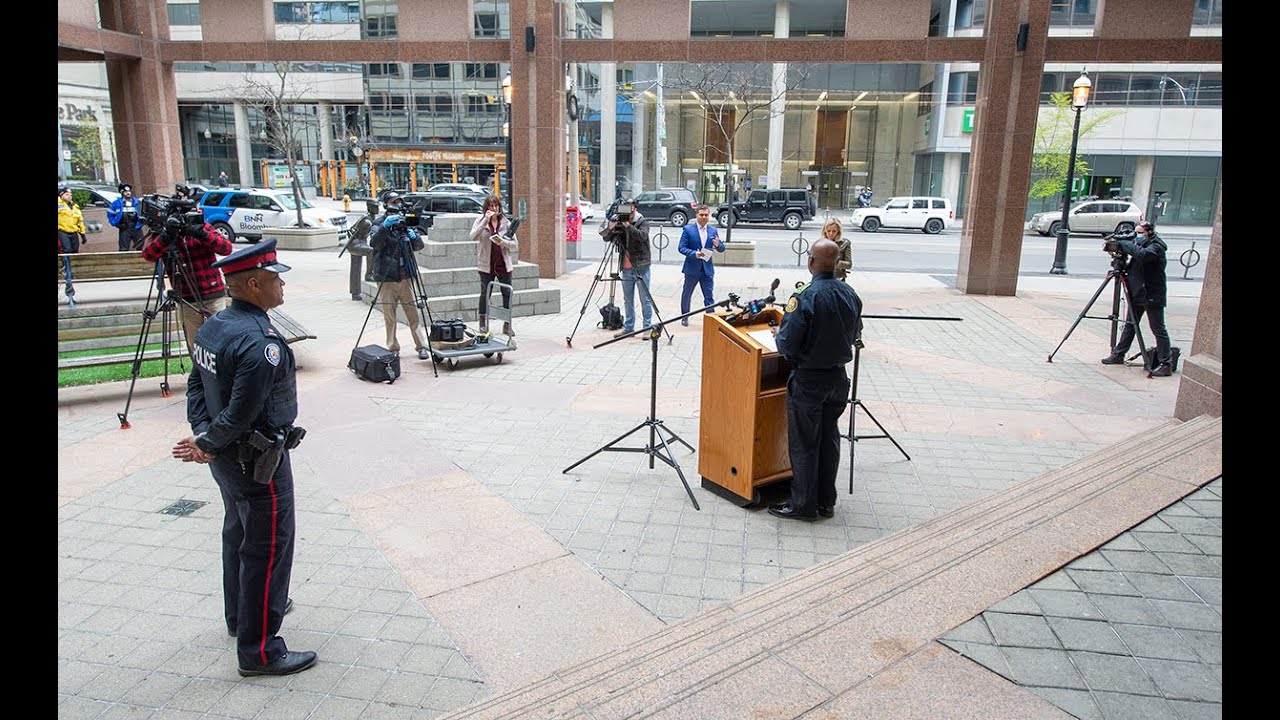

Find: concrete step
<box><xmin>417</xmin><ymin>263</ymin><xmax>542</xmax><ymax>298</ymax></box>
<box><xmin>359</xmin><ymin>285</ymin><xmax>561</xmax><ymax>323</ymax></box>
<box><xmin>441</xmin><ymin>415</ymin><xmax>1222</xmax><ymax>719</ymax></box>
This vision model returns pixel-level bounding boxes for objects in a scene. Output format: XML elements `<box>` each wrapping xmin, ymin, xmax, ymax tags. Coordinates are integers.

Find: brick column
<box><xmin>99</xmin><ymin>0</ymin><xmax>184</xmax><ymax>194</ymax></box>
<box><xmin>1175</xmin><ymin>193</ymin><xmax>1222</xmax><ymax>419</ymax></box>
<box><xmin>956</xmin><ymin>0</ymin><xmax>1050</xmax><ymax>295</ymax></box>
<box><xmin>509</xmin><ymin>0</ymin><xmax>567</xmax><ymax>278</ymax></box>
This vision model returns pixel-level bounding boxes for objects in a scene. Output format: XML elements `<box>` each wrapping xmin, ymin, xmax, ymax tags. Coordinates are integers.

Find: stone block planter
<box><xmin>270</xmin><ymin>225</ymin><xmax>341</xmax><ymax>251</ymax></box>
<box><xmin>719</xmin><ymin>240</ymin><xmax>757</xmax><ymax>266</ymax></box>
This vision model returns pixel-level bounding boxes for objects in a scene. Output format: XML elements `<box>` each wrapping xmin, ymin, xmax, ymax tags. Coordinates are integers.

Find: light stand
<box><xmin>502</xmin><ymin>72</ymin><xmax>514</xmax><ymax>212</ymax></box>
<box><xmin>843</xmin><ymin>314</ymin><xmax>963</xmax><ymax>493</ymax></box>
<box><xmin>562</xmin><ymin>294</ymin><xmax>741</xmax><ymax>510</ymax></box>
<box><xmin>1050</xmin><ymin>70</ymin><xmax>1092</xmax><ymax>275</ymax></box>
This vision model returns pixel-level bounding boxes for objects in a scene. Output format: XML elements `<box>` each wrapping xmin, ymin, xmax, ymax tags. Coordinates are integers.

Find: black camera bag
<box><xmin>348</xmin><ymin>344</ymin><xmax>401</xmax><ymax>384</ymax></box>
<box><xmin>599</xmin><ymin>303</ymin><xmax>623</xmax><ymax>330</ymax></box>
<box><xmin>1142</xmin><ymin>345</ymin><xmax>1181</xmax><ymax>373</ymax></box>
<box><xmin>430</xmin><ymin>318</ymin><xmax>468</xmax><ymax>342</ymax></box>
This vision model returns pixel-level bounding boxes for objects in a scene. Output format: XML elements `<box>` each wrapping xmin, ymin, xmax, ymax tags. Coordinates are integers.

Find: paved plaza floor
<box><xmin>58</xmin><ymin>246</ymin><xmax>1218</xmax><ymax>719</ymax></box>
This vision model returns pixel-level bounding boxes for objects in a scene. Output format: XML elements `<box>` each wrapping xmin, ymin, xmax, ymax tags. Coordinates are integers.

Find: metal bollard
<box><xmin>652</xmin><ymin>224</ymin><xmax>670</xmax><ymax>262</ymax></box>
<box><xmin>1179</xmin><ymin>241</ymin><xmax>1202</xmax><ymax>280</ymax></box>
<box><xmin>791</xmin><ymin>233</ymin><xmax>809</xmax><ymax>267</ymax></box>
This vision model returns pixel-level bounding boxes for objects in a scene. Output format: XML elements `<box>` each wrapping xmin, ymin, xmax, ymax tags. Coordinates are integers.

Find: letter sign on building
<box><xmin>962</xmin><ymin>109</ymin><xmax>975</xmax><ymax>133</ymax></box>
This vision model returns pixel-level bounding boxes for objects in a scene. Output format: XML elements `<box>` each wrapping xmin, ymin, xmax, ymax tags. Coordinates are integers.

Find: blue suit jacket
<box><xmin>678</xmin><ymin>223</ymin><xmax>725</xmax><ymax>278</ymax></box>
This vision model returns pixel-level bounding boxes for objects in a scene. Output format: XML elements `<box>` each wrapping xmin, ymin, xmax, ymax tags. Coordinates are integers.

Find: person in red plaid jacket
<box><xmin>141</xmin><ymin>205</ymin><xmax>234</xmax><ymax>356</ymax></box>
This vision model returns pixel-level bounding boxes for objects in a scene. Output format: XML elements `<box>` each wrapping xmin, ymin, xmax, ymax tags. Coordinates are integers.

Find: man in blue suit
<box><xmin>678</xmin><ymin>204</ymin><xmax>726</xmax><ymax>326</ymax></box>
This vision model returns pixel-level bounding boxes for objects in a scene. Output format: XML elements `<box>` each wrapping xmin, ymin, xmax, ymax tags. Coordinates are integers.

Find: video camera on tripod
<box><xmin>1102</xmin><ymin>229</ymin><xmax>1136</xmax><ymax>270</ymax></box>
<box><xmin>138</xmin><ymin>192</ymin><xmax>205</xmax><ymax>238</ymax></box>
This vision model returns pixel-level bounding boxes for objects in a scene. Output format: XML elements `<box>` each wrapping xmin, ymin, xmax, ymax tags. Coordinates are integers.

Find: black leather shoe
<box><xmin>417</xmin><ymin>348</ymin><xmax>430</xmax><ymax>360</ymax></box>
<box><xmin>1100</xmin><ymin>353</ymin><xmax>1125</xmax><ymax>365</ymax></box>
<box><xmin>229</xmin><ymin>598</ymin><xmax>294</xmax><ymax>637</ymax></box>
<box><xmin>1150</xmin><ymin>362</ymin><xmax>1173</xmax><ymax>377</ymax></box>
<box><xmin>818</xmin><ymin>506</ymin><xmax>835</xmax><ymax>518</ymax></box>
<box><xmin>681</xmin><ymin>318</ymin><xmax>689</xmax><ymax>326</ymax></box>
<box><xmin>238</xmin><ymin>650</ymin><xmax>317</xmax><ymax>677</ymax></box>
<box><xmin>768</xmin><ymin>502</ymin><xmax>817</xmax><ymax>521</ymax></box>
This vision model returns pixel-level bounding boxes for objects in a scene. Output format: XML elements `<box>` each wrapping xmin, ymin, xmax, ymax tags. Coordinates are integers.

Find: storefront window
<box><xmin>690</xmin><ymin>0</ymin><xmax>845</xmax><ymax>38</ymax></box>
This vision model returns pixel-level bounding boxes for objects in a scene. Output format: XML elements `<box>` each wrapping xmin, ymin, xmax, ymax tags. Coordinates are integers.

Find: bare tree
<box><xmin>241</xmin><ymin>62</ymin><xmax>316</xmax><ymax>229</ymax></box>
<box><xmin>663</xmin><ymin>62</ymin><xmax>811</xmax><ymax>242</ymax></box>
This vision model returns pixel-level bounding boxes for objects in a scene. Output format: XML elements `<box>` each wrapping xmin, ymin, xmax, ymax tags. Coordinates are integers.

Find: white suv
<box><xmin>1028</xmin><ymin>201</ymin><xmax>1143</xmax><ymax>237</ymax></box>
<box><xmin>850</xmin><ymin>196</ymin><xmax>954</xmax><ymax>234</ymax></box>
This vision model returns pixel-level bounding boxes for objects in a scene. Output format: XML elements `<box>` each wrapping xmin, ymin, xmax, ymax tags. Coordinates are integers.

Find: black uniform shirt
<box><xmin>776</xmin><ymin>273</ymin><xmax>863</xmax><ymax>370</ymax></box>
<box><xmin>188</xmin><ymin>299</ymin><xmax>298</xmax><ymax>454</ymax></box>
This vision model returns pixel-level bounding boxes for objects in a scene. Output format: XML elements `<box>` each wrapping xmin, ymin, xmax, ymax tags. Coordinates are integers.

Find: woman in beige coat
<box><xmin>469</xmin><ymin>195</ymin><xmax>519</xmax><ymax>334</ymax></box>
<box><xmin>823</xmin><ymin>217</ymin><xmax>852</xmax><ymax>281</ymax></box>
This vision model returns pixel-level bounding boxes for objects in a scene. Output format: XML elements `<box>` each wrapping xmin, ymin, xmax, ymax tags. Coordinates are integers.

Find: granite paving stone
<box><xmin>1044</xmin><ymin>616</ymin><xmax>1129</xmax><ymax>655</ymax></box>
<box><xmin>983</xmin><ymin>611</ymin><xmax>1062</xmax><ymax>649</ymax></box>
<box><xmin>1137</xmin><ymin>657</ymin><xmax>1222</xmax><ymax>703</ymax></box>
<box><xmin>1092</xmin><ymin>690</ymin><xmax>1178</xmax><ymax>720</ymax></box>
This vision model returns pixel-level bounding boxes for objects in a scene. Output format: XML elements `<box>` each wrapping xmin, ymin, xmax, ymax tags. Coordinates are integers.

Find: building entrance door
<box><xmin>817</xmin><ymin>168</ymin><xmax>849</xmax><ymax>209</ymax></box>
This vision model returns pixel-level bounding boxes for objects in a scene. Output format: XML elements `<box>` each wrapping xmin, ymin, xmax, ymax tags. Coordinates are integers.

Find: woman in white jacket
<box><xmin>469</xmin><ymin>194</ymin><xmax>519</xmax><ymax>335</ymax></box>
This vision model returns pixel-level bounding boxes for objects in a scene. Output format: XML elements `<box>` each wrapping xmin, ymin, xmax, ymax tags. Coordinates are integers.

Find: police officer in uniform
<box><xmin>770</xmin><ymin>237</ymin><xmax>863</xmax><ymax>521</ymax></box>
<box><xmin>171</xmin><ymin>238</ymin><xmax>317</xmax><ymax>677</ymax></box>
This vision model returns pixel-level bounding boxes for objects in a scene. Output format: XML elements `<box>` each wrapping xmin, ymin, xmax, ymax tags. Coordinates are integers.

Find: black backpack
<box><xmin>599</xmin><ymin>303</ymin><xmax>623</xmax><ymax>330</ymax></box>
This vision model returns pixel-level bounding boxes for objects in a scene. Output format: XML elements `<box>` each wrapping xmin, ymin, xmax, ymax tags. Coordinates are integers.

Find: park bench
<box><xmin>57</xmin><ymin>251</ymin><xmax>314</xmax><ymax>372</ymax></box>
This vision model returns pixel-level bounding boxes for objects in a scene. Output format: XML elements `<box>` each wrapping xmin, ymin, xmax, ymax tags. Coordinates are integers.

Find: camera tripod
<box><xmin>117</xmin><ymin>240</ymin><xmax>210</xmax><ymax>429</ymax></box>
<box><xmin>563</xmin><ymin>294</ymin><xmax>740</xmax><ymax>510</ymax></box>
<box><xmin>566</xmin><ymin>234</ymin><xmax>672</xmax><ymax>348</ymax></box>
<box><xmin>842</xmin><ymin>313</ymin><xmax>963</xmax><ymax>493</ymax></box>
<box><xmin>1047</xmin><ymin>256</ymin><xmax>1153</xmax><ymax>373</ymax></box>
<box><xmin>356</xmin><ymin>227</ymin><xmax>441</xmax><ymax>377</ymax></box>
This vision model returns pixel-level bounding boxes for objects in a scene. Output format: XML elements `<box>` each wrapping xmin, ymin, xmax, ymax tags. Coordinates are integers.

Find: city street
<box><xmin>579</xmin><ymin>221</ymin><xmax>1212</xmax><ymax>280</ymax></box>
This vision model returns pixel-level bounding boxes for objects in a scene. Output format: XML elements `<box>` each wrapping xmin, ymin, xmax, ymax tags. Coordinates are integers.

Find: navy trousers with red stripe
<box><xmin>211</xmin><ymin>451</ymin><xmax>296</xmax><ymax>667</ymax></box>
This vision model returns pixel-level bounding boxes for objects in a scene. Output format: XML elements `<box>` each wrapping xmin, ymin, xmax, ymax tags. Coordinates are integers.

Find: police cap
<box><xmin>118</xmin><ymin>183</ymin><xmax>132</xmax><ymax>193</ymax></box>
<box><xmin>211</xmin><ymin>238</ymin><xmax>292</xmax><ymax>275</ymax></box>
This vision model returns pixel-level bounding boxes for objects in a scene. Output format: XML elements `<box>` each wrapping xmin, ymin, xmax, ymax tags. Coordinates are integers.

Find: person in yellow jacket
<box><xmin>58</xmin><ymin>186</ymin><xmax>87</xmax><ymax>253</ymax></box>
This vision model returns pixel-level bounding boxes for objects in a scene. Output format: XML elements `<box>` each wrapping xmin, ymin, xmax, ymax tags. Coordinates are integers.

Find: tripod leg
<box><xmin>403</xmin><ymin>246</ymin><xmax>440</xmax><ymax>377</ymax></box>
<box><xmin>654</xmin><ymin>421</ymin><xmax>696</xmax><ymax>453</ymax></box>
<box><xmin>855</xmin><ymin>401</ymin><xmax>911</xmax><ymax>461</ymax></box>
<box><xmin>1119</xmin><ymin>281</ymin><xmax>1152</xmax><ymax>372</ymax></box>
<box><xmin>847</xmin><ymin>346</ymin><xmax>859</xmax><ymax>494</ymax></box>
<box><xmin>562</xmin><ymin>421</ymin><xmax>650</xmax><ymax>473</ymax></box>
<box><xmin>1047</xmin><ymin>272</ymin><xmax>1117</xmax><ymax>363</ymax></box>
<box><xmin>567</xmin><ymin>247</ymin><xmax>613</xmax><ymax>347</ymax></box>
<box><xmin>650</xmin><ymin>423</ymin><xmax>701</xmax><ymax>510</ymax></box>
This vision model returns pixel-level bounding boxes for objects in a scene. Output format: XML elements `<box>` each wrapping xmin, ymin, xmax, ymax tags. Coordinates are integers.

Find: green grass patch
<box><xmin>58</xmin><ymin>342</ymin><xmax>190</xmax><ymax>388</ymax></box>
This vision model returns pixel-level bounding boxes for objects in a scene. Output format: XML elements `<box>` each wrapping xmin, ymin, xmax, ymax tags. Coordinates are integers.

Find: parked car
<box><xmin>198</xmin><ymin>187</ymin><xmax>350</xmax><ymax>243</ymax></box>
<box><xmin>565</xmin><ymin>193</ymin><xmax>596</xmax><ymax>220</ymax></box>
<box><xmin>715</xmin><ymin>188</ymin><xmax>815</xmax><ymax>231</ymax></box>
<box><xmin>427</xmin><ymin>183</ymin><xmax>493</xmax><ymax>198</ymax></box>
<box><xmin>633</xmin><ymin>187</ymin><xmax>700</xmax><ymax>227</ymax></box>
<box><xmin>850</xmin><ymin>196</ymin><xmax>955</xmax><ymax>234</ymax></box>
<box><xmin>401</xmin><ymin>191</ymin><xmax>487</xmax><ymax>229</ymax></box>
<box><xmin>61</xmin><ymin>182</ymin><xmax>120</xmax><ymax>208</ymax></box>
<box><xmin>1028</xmin><ymin>200</ymin><xmax>1143</xmax><ymax>237</ymax></box>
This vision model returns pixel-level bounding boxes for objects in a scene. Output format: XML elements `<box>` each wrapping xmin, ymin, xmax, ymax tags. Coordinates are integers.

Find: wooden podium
<box><xmin>697</xmin><ymin>309</ymin><xmax>792</xmax><ymax>505</ymax></box>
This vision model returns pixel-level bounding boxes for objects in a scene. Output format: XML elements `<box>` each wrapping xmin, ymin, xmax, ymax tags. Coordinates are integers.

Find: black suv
<box><xmin>716</xmin><ymin>188</ymin><xmax>816</xmax><ymax>231</ymax></box>
<box><xmin>633</xmin><ymin>187</ymin><xmax>700</xmax><ymax>227</ymax></box>
<box><xmin>401</xmin><ymin>191</ymin><xmax>486</xmax><ymax>229</ymax></box>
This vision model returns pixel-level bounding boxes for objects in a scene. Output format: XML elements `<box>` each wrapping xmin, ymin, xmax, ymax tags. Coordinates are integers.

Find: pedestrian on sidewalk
<box><xmin>822</xmin><ymin>217</ymin><xmax>852</xmax><ymax>281</ymax></box>
<box><xmin>677</xmin><ymin>204</ymin><xmax>724</xmax><ymax>325</ymax></box>
<box><xmin>470</xmin><ymin>194</ymin><xmax>519</xmax><ymax>335</ymax></box>
<box><xmin>108</xmin><ymin>183</ymin><xmax>145</xmax><ymax>251</ymax></box>
<box><xmin>173</xmin><ymin>239</ymin><xmax>317</xmax><ymax>678</ymax></box>
<box><xmin>770</xmin><ymin>238</ymin><xmax>863</xmax><ymax>521</ymax></box>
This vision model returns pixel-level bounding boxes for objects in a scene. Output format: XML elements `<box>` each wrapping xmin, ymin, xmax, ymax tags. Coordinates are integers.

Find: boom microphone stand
<box><xmin>562</xmin><ymin>292</ymin><xmax>744</xmax><ymax>510</ymax></box>
<box><xmin>1046</xmin><ymin>246</ymin><xmax>1152</xmax><ymax>373</ymax></box>
<box><xmin>117</xmin><ymin>232</ymin><xmax>211</xmax><ymax>429</ymax></box>
<box><xmin>842</xmin><ymin>313</ymin><xmax>964</xmax><ymax>494</ymax></box>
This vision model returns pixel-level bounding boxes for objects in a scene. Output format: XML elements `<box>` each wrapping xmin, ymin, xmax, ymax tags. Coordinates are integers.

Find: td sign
<box><xmin>962</xmin><ymin>109</ymin><xmax>975</xmax><ymax>133</ymax></box>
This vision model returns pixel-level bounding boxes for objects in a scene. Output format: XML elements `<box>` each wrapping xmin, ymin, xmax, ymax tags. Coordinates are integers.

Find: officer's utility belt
<box><xmin>235</xmin><ymin>425</ymin><xmax>306</xmax><ymax>484</ymax></box>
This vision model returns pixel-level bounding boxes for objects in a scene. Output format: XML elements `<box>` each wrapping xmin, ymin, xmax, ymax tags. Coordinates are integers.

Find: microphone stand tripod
<box><xmin>843</xmin><ymin>313</ymin><xmax>963</xmax><ymax>494</ymax></box>
<box><xmin>118</xmin><ymin>233</ymin><xmax>210</xmax><ymax>429</ymax></box>
<box><xmin>562</xmin><ymin>293</ymin><xmax>743</xmax><ymax>511</ymax></box>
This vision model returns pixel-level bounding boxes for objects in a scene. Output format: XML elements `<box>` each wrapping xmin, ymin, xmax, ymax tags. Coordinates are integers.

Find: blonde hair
<box><xmin>821</xmin><ymin>218</ymin><xmax>843</xmax><ymax>242</ymax></box>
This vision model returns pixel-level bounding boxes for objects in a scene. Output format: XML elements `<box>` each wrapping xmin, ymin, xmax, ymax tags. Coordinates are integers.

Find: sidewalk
<box><xmin>58</xmin><ymin>246</ymin><xmax>1219</xmax><ymax>718</ymax></box>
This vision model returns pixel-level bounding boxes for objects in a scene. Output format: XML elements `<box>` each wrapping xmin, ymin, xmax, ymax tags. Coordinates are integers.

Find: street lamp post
<box><xmin>1050</xmin><ymin>70</ymin><xmax>1092</xmax><ymax>275</ymax></box>
<box><xmin>502</xmin><ymin>72</ymin><xmax>514</xmax><ymax>213</ymax></box>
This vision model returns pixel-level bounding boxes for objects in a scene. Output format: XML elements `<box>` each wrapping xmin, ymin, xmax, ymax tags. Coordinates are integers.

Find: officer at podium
<box><xmin>771</xmin><ymin>238</ymin><xmax>862</xmax><ymax>521</ymax></box>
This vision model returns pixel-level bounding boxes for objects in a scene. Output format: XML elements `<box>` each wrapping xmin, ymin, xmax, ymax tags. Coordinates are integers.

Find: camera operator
<box><xmin>1101</xmin><ymin>221</ymin><xmax>1173</xmax><ymax>376</ymax></box>
<box><xmin>368</xmin><ymin>192</ymin><xmax>430</xmax><ymax>360</ymax></box>
<box><xmin>140</xmin><ymin>195</ymin><xmax>233</xmax><ymax>356</ymax></box>
<box><xmin>108</xmin><ymin>183</ymin><xmax>145</xmax><ymax>251</ymax></box>
<box><xmin>598</xmin><ymin>200</ymin><xmax>653</xmax><ymax>338</ymax></box>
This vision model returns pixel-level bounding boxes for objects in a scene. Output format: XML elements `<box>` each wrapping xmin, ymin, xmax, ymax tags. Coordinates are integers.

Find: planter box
<box><xmin>270</xmin><ymin>226</ymin><xmax>340</xmax><ymax>251</ymax></box>
<box><xmin>719</xmin><ymin>240</ymin><xmax>757</xmax><ymax>266</ymax></box>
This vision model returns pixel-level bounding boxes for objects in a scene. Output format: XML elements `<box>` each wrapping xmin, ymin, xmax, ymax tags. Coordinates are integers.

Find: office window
<box><xmin>415</xmin><ymin>95</ymin><xmax>453</xmax><ymax>115</ymax></box>
<box><xmin>465</xmin><ymin>63</ymin><xmax>499</xmax><ymax>80</ymax></box>
<box><xmin>954</xmin><ymin>0</ymin><xmax>986</xmax><ymax>30</ymax></box>
<box><xmin>465</xmin><ymin>96</ymin><xmax>498</xmax><ymax>114</ymax></box>
<box><xmin>473</xmin><ymin>0</ymin><xmax>510</xmax><ymax>38</ymax></box>
<box><xmin>1193</xmin><ymin>0</ymin><xmax>1222</xmax><ymax>26</ymax></box>
<box><xmin>274</xmin><ymin>2</ymin><xmax>361</xmax><ymax>24</ymax></box>
<box><xmin>363</xmin><ymin>0</ymin><xmax>398</xmax><ymax>38</ymax></box>
<box><xmin>1049</xmin><ymin>0</ymin><xmax>1096</xmax><ymax>27</ymax></box>
<box><xmin>412</xmin><ymin>62</ymin><xmax>451</xmax><ymax>79</ymax></box>
<box><xmin>690</xmin><ymin>0</ymin><xmax>845</xmax><ymax>38</ymax></box>
<box><xmin>168</xmin><ymin>3</ymin><xmax>200</xmax><ymax>25</ymax></box>
<box><xmin>367</xmin><ymin>63</ymin><xmax>401</xmax><ymax>78</ymax></box>
<box><xmin>947</xmin><ymin>72</ymin><xmax>979</xmax><ymax>104</ymax></box>
<box><xmin>917</xmin><ymin>81</ymin><xmax>934</xmax><ymax>117</ymax></box>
